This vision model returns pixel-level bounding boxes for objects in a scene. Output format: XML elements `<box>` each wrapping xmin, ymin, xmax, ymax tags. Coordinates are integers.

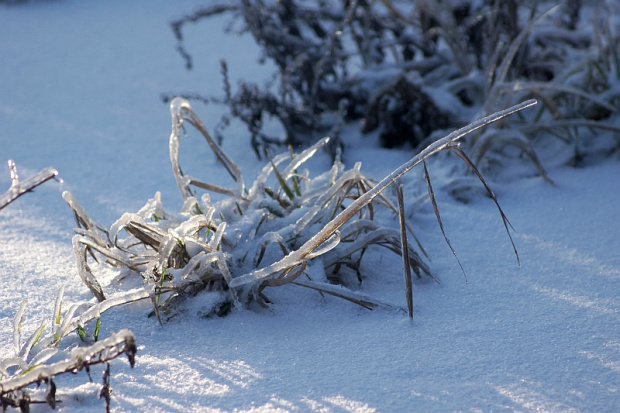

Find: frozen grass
<box><xmin>1</xmin><ymin>2</ymin><xmax>618</xmax><ymax>410</ymax></box>
<box><xmin>0</xmin><ymin>98</ymin><xmax>535</xmax><ymax>409</ymax></box>
<box><xmin>61</xmin><ymin>98</ymin><xmax>535</xmax><ymax>322</ymax></box>
<box><xmin>1</xmin><ymin>163</ymin><xmax>138</xmax><ymax>411</ymax></box>
<box><xmin>167</xmin><ymin>0</ymin><xmax>620</xmax><ymax>178</ymax></box>
<box><xmin>1</xmin><ymin>327</ymin><xmax>135</xmax><ymax>412</ymax></box>
<box><xmin>0</xmin><ymin>160</ymin><xmax>60</xmax><ymax>212</ymax></box>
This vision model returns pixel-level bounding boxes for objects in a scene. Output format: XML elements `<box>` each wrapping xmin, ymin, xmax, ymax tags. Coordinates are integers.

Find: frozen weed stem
<box><xmin>1</xmin><ymin>329</ymin><xmax>136</xmax><ymax>411</ymax></box>
<box><xmin>64</xmin><ymin>98</ymin><xmax>536</xmax><ymax>318</ymax></box>
<box><xmin>0</xmin><ymin>160</ymin><xmax>60</xmax><ymax>211</ymax></box>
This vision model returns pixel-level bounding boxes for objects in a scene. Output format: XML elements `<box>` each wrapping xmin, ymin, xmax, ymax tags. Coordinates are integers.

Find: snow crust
<box><xmin>1</xmin><ymin>1</ymin><xmax>619</xmax><ymax>411</ymax></box>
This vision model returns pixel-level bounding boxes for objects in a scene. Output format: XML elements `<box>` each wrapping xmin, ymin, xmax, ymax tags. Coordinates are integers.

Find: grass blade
<box><xmin>449</xmin><ymin>146</ymin><xmax>520</xmax><ymax>267</ymax></box>
<box><xmin>13</xmin><ymin>300</ymin><xmax>28</xmax><ymax>356</ymax></box>
<box><xmin>396</xmin><ymin>184</ymin><xmax>413</xmax><ymax>319</ymax></box>
<box><xmin>18</xmin><ymin>321</ymin><xmax>46</xmax><ymax>360</ymax></box>
<box><xmin>423</xmin><ymin>161</ymin><xmax>467</xmax><ymax>281</ymax></box>
<box><xmin>53</xmin><ymin>285</ymin><xmax>66</xmax><ymax>327</ymax></box>
<box><xmin>292</xmin><ymin>280</ymin><xmax>395</xmax><ymax>311</ymax></box>
<box><xmin>268</xmin><ymin>153</ymin><xmax>296</xmax><ymax>201</ymax></box>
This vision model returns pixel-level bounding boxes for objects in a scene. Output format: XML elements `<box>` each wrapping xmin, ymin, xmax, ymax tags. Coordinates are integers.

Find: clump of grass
<box><xmin>0</xmin><ymin>97</ymin><xmax>533</xmax><ymax>409</ymax></box>
<box><xmin>1</xmin><ymin>163</ymin><xmax>136</xmax><ymax>412</ymax></box>
<box><xmin>63</xmin><ymin>98</ymin><xmax>535</xmax><ymax>320</ymax></box>
<box><xmin>469</xmin><ymin>1</ymin><xmax>620</xmax><ymax>173</ymax></box>
<box><xmin>165</xmin><ymin>0</ymin><xmax>620</xmax><ymax>177</ymax></box>
<box><xmin>1</xmin><ymin>322</ymin><xmax>135</xmax><ymax>412</ymax></box>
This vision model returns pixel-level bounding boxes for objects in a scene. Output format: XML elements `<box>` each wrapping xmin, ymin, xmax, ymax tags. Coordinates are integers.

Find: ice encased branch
<box><xmin>0</xmin><ymin>329</ymin><xmax>136</xmax><ymax>396</ymax></box>
<box><xmin>0</xmin><ymin>160</ymin><xmax>60</xmax><ymax>211</ymax></box>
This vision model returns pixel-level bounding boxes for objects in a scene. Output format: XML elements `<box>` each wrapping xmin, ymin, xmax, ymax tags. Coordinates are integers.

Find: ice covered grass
<box><xmin>1</xmin><ymin>168</ymin><xmax>138</xmax><ymax>411</ymax></box>
<box><xmin>1</xmin><ymin>1</ymin><xmax>619</xmax><ymax>411</ymax></box>
<box><xmin>1</xmin><ymin>97</ymin><xmax>534</xmax><ymax>408</ymax></box>
<box><xmin>169</xmin><ymin>0</ymin><xmax>620</xmax><ymax>180</ymax></box>
<box><xmin>0</xmin><ymin>160</ymin><xmax>60</xmax><ymax>212</ymax></box>
<box><xmin>1</xmin><ymin>326</ymin><xmax>135</xmax><ymax>412</ymax></box>
<box><xmin>59</xmin><ymin>98</ymin><xmax>534</xmax><ymax>326</ymax></box>
<box><xmin>4</xmin><ymin>158</ymin><xmax>620</xmax><ymax>412</ymax></box>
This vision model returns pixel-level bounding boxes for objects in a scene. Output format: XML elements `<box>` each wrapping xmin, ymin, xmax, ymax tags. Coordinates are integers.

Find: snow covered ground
<box><xmin>1</xmin><ymin>1</ymin><xmax>619</xmax><ymax>411</ymax></box>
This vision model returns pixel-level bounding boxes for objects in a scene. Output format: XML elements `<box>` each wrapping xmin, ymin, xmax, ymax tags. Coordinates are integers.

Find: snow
<box><xmin>1</xmin><ymin>1</ymin><xmax>619</xmax><ymax>412</ymax></box>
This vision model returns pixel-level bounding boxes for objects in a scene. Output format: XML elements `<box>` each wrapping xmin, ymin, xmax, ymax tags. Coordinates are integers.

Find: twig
<box><xmin>0</xmin><ymin>160</ymin><xmax>61</xmax><ymax>211</ymax></box>
<box><xmin>0</xmin><ymin>329</ymin><xmax>136</xmax><ymax>396</ymax></box>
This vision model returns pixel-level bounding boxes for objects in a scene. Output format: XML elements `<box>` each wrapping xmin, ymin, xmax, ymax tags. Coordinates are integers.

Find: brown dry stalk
<box><xmin>396</xmin><ymin>184</ymin><xmax>413</xmax><ymax>319</ymax></box>
<box><xmin>422</xmin><ymin>160</ymin><xmax>467</xmax><ymax>281</ymax></box>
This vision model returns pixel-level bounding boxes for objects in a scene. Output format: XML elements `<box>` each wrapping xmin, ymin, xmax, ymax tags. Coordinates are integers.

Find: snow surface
<box><xmin>1</xmin><ymin>1</ymin><xmax>619</xmax><ymax>412</ymax></box>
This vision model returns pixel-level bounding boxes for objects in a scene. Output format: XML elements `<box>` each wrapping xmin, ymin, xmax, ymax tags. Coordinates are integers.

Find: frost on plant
<box><xmin>0</xmin><ymin>160</ymin><xmax>61</xmax><ymax>211</ymax></box>
<box><xmin>0</xmin><ymin>99</ymin><xmax>533</xmax><ymax>408</ymax></box>
<box><xmin>1</xmin><ymin>293</ymin><xmax>136</xmax><ymax>411</ymax></box>
<box><xmin>66</xmin><ymin>97</ymin><xmax>431</xmax><ymax>316</ymax></box>
<box><xmin>63</xmin><ymin>98</ymin><xmax>536</xmax><ymax>319</ymax></box>
<box><xmin>166</xmin><ymin>0</ymin><xmax>620</xmax><ymax>175</ymax></box>
<box><xmin>0</xmin><ymin>162</ymin><xmax>138</xmax><ymax>411</ymax></box>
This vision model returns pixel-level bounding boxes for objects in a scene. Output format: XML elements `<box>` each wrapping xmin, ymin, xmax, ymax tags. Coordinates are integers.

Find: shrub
<box><xmin>164</xmin><ymin>0</ymin><xmax>620</xmax><ymax>175</ymax></box>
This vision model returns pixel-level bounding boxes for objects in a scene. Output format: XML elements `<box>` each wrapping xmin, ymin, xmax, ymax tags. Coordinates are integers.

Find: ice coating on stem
<box><xmin>229</xmin><ymin>99</ymin><xmax>537</xmax><ymax>288</ymax></box>
<box><xmin>0</xmin><ymin>329</ymin><xmax>136</xmax><ymax>395</ymax></box>
<box><xmin>169</xmin><ymin>97</ymin><xmax>245</xmax><ymax>200</ymax></box>
<box><xmin>13</xmin><ymin>300</ymin><xmax>28</xmax><ymax>356</ymax></box>
<box><xmin>0</xmin><ymin>160</ymin><xmax>59</xmax><ymax>211</ymax></box>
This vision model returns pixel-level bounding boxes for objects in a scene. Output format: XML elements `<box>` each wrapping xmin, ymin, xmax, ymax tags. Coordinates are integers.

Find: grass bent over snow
<box><xmin>1</xmin><ymin>98</ymin><xmax>535</xmax><ymax>410</ymax></box>
<box><xmin>63</xmin><ymin>98</ymin><xmax>536</xmax><ymax>320</ymax></box>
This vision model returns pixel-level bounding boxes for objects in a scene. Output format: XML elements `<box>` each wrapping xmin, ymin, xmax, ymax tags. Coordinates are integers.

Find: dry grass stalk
<box><xmin>396</xmin><ymin>184</ymin><xmax>413</xmax><ymax>319</ymax></box>
<box><xmin>422</xmin><ymin>161</ymin><xmax>467</xmax><ymax>281</ymax></box>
